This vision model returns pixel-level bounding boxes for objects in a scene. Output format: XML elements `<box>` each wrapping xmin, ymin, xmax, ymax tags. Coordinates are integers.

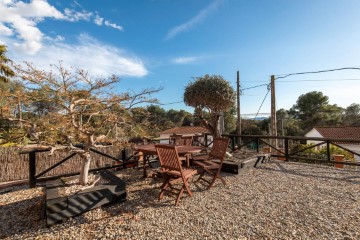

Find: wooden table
<box><xmin>132</xmin><ymin>144</ymin><xmax>203</xmax><ymax>178</ymax></box>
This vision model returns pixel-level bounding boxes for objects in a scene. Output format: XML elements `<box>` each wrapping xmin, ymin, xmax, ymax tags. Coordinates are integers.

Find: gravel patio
<box><xmin>1</xmin><ymin>160</ymin><xmax>359</xmax><ymax>239</ymax></box>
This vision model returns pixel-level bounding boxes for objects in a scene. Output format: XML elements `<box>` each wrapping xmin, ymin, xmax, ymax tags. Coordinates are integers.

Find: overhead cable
<box><xmin>275</xmin><ymin>67</ymin><xmax>360</xmax><ymax>79</ymax></box>
<box><xmin>240</xmin><ymin>83</ymin><xmax>268</xmax><ymax>91</ymax></box>
<box><xmin>253</xmin><ymin>84</ymin><xmax>271</xmax><ymax>120</ymax></box>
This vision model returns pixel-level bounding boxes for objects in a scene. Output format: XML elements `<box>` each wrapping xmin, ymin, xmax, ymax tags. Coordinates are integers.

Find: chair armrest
<box><xmin>191</xmin><ymin>153</ymin><xmax>209</xmax><ymax>161</ymax></box>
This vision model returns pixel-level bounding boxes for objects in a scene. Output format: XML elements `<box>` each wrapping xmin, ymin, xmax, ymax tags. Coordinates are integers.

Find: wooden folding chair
<box><xmin>192</xmin><ymin>137</ymin><xmax>230</xmax><ymax>190</ymax></box>
<box><xmin>155</xmin><ymin>144</ymin><xmax>197</xmax><ymax>206</ymax></box>
<box><xmin>169</xmin><ymin>134</ymin><xmax>182</xmax><ymax>145</ymax></box>
<box><xmin>177</xmin><ymin>136</ymin><xmax>193</xmax><ymax>146</ymax></box>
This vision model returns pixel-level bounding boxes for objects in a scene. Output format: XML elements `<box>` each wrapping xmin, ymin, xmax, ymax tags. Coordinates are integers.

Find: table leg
<box><xmin>186</xmin><ymin>154</ymin><xmax>190</xmax><ymax>168</ymax></box>
<box><xmin>143</xmin><ymin>154</ymin><xmax>149</xmax><ymax>178</ymax></box>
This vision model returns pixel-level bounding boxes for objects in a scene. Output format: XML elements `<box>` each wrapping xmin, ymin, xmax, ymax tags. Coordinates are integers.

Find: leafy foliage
<box><xmin>0</xmin><ymin>45</ymin><xmax>15</xmax><ymax>83</ymax></box>
<box><xmin>184</xmin><ymin>74</ymin><xmax>235</xmax><ymax>137</ymax></box>
<box><xmin>289</xmin><ymin>91</ymin><xmax>344</xmax><ymax>133</ymax></box>
<box><xmin>343</xmin><ymin>103</ymin><xmax>360</xmax><ymax>126</ymax></box>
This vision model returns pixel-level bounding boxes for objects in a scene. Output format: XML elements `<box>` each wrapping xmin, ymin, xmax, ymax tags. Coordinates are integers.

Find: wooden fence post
<box><xmin>326</xmin><ymin>141</ymin><xmax>331</xmax><ymax>162</ymax></box>
<box><xmin>285</xmin><ymin>137</ymin><xmax>289</xmax><ymax>161</ymax></box>
<box><xmin>29</xmin><ymin>151</ymin><xmax>36</xmax><ymax>188</ymax></box>
<box><xmin>231</xmin><ymin>136</ymin><xmax>235</xmax><ymax>151</ymax></box>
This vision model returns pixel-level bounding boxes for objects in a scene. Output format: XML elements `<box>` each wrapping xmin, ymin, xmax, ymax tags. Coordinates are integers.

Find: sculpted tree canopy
<box><xmin>1</xmin><ymin>62</ymin><xmax>160</xmax><ymax>186</ymax></box>
<box><xmin>184</xmin><ymin>74</ymin><xmax>235</xmax><ymax>137</ymax></box>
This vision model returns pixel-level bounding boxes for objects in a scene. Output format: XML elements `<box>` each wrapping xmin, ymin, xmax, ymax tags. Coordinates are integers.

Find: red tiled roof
<box><xmin>314</xmin><ymin>126</ymin><xmax>360</xmax><ymax>140</ymax></box>
<box><xmin>159</xmin><ymin>126</ymin><xmax>210</xmax><ymax>135</ymax></box>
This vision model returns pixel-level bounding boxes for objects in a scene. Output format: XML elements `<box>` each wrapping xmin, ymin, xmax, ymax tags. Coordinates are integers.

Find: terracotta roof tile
<box><xmin>159</xmin><ymin>126</ymin><xmax>210</xmax><ymax>135</ymax></box>
<box><xmin>314</xmin><ymin>126</ymin><xmax>360</xmax><ymax>140</ymax></box>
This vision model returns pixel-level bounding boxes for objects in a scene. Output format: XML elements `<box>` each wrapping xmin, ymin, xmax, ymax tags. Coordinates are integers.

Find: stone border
<box><xmin>46</xmin><ymin>170</ymin><xmax>126</xmax><ymax>227</ymax></box>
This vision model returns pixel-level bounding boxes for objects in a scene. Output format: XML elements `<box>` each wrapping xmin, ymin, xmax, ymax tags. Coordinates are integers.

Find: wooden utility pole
<box><xmin>236</xmin><ymin>71</ymin><xmax>241</xmax><ymax>144</ymax></box>
<box><xmin>270</xmin><ymin>75</ymin><xmax>277</xmax><ymax>148</ymax></box>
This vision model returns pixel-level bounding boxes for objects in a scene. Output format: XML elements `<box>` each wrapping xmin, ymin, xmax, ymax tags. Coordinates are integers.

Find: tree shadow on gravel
<box><xmin>0</xmin><ymin>168</ymin><xmax>237</xmax><ymax>238</ymax></box>
<box><xmin>258</xmin><ymin>162</ymin><xmax>360</xmax><ymax>184</ymax></box>
<box><xmin>0</xmin><ymin>195</ymin><xmax>46</xmax><ymax>239</ymax></box>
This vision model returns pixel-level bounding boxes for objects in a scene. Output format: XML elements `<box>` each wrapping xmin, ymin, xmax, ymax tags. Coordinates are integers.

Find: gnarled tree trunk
<box><xmin>79</xmin><ymin>151</ymin><xmax>91</xmax><ymax>186</ymax></box>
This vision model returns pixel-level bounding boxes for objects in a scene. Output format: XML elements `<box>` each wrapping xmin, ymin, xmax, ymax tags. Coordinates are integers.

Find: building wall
<box><xmin>339</xmin><ymin>144</ymin><xmax>360</xmax><ymax>161</ymax></box>
<box><xmin>305</xmin><ymin>128</ymin><xmax>360</xmax><ymax>160</ymax></box>
<box><xmin>305</xmin><ymin>129</ymin><xmax>325</xmax><ymax>150</ymax></box>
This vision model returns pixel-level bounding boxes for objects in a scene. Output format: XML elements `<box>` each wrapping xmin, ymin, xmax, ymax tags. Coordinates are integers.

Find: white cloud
<box><xmin>104</xmin><ymin>20</ymin><xmax>123</xmax><ymax>31</ymax></box>
<box><xmin>10</xmin><ymin>33</ymin><xmax>148</xmax><ymax>78</ymax></box>
<box><xmin>171</xmin><ymin>56</ymin><xmax>200</xmax><ymax>64</ymax></box>
<box><xmin>94</xmin><ymin>14</ymin><xmax>123</xmax><ymax>31</ymax></box>
<box><xmin>165</xmin><ymin>0</ymin><xmax>224</xmax><ymax>40</ymax></box>
<box><xmin>63</xmin><ymin>8</ymin><xmax>92</xmax><ymax>22</ymax></box>
<box><xmin>0</xmin><ymin>23</ymin><xmax>13</xmax><ymax>36</ymax></box>
<box><xmin>0</xmin><ymin>0</ymin><xmax>124</xmax><ymax>55</ymax></box>
<box><xmin>0</xmin><ymin>0</ymin><xmax>64</xmax><ymax>54</ymax></box>
<box><xmin>94</xmin><ymin>14</ymin><xmax>104</xmax><ymax>25</ymax></box>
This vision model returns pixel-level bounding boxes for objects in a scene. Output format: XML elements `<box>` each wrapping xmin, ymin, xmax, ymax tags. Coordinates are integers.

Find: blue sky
<box><xmin>1</xmin><ymin>0</ymin><xmax>360</xmax><ymax>117</ymax></box>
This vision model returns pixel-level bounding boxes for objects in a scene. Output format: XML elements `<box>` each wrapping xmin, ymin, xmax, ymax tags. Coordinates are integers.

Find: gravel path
<box><xmin>1</xmin><ymin>160</ymin><xmax>359</xmax><ymax>239</ymax></box>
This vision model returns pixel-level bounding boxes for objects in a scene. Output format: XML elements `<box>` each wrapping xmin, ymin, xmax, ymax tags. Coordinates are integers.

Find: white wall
<box><xmin>305</xmin><ymin>128</ymin><xmax>360</xmax><ymax>160</ymax></box>
<box><xmin>339</xmin><ymin>144</ymin><xmax>360</xmax><ymax>161</ymax></box>
<box><xmin>305</xmin><ymin>128</ymin><xmax>325</xmax><ymax>150</ymax></box>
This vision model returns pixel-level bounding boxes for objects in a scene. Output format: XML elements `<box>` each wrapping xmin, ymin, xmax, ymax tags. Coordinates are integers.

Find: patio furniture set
<box><xmin>132</xmin><ymin>136</ymin><xmax>230</xmax><ymax>206</ymax></box>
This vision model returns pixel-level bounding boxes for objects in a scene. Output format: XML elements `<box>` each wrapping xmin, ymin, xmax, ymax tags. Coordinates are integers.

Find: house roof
<box><xmin>159</xmin><ymin>126</ymin><xmax>210</xmax><ymax>135</ymax></box>
<box><xmin>313</xmin><ymin>126</ymin><xmax>360</xmax><ymax>140</ymax></box>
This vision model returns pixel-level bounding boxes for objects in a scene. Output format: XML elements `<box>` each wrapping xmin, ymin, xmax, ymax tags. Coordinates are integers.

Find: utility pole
<box><xmin>270</xmin><ymin>75</ymin><xmax>277</xmax><ymax>148</ymax></box>
<box><xmin>236</xmin><ymin>71</ymin><xmax>241</xmax><ymax>145</ymax></box>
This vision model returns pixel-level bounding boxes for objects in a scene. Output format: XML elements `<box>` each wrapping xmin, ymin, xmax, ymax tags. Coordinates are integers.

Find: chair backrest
<box><xmin>209</xmin><ymin>137</ymin><xmax>230</xmax><ymax>161</ymax></box>
<box><xmin>155</xmin><ymin>144</ymin><xmax>182</xmax><ymax>172</ymax></box>
<box><xmin>169</xmin><ymin>134</ymin><xmax>182</xmax><ymax>145</ymax></box>
<box><xmin>177</xmin><ymin>136</ymin><xmax>193</xmax><ymax>146</ymax></box>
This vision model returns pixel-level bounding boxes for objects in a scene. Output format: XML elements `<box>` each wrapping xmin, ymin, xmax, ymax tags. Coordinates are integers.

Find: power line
<box><xmin>155</xmin><ymin>101</ymin><xmax>183</xmax><ymax>106</ymax></box>
<box><xmin>254</xmin><ymin>86</ymin><xmax>271</xmax><ymax>120</ymax></box>
<box><xmin>276</xmin><ymin>78</ymin><xmax>360</xmax><ymax>82</ymax></box>
<box><xmin>240</xmin><ymin>78</ymin><xmax>360</xmax><ymax>83</ymax></box>
<box><xmin>240</xmin><ymin>83</ymin><xmax>268</xmax><ymax>91</ymax></box>
<box><xmin>275</xmin><ymin>67</ymin><xmax>360</xmax><ymax>79</ymax></box>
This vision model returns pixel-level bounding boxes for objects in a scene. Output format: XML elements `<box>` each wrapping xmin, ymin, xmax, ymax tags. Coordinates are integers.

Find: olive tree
<box><xmin>184</xmin><ymin>74</ymin><xmax>235</xmax><ymax>137</ymax></box>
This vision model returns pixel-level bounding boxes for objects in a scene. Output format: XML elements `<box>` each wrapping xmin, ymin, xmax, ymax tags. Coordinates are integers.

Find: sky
<box><xmin>1</xmin><ymin>0</ymin><xmax>360</xmax><ymax>118</ymax></box>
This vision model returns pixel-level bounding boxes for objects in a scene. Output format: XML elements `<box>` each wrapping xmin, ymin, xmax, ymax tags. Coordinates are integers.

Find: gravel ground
<box><xmin>1</xmin><ymin>160</ymin><xmax>360</xmax><ymax>239</ymax></box>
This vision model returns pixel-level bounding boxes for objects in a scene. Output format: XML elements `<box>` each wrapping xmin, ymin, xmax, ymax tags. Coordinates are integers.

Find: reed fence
<box><xmin>0</xmin><ymin>146</ymin><xmax>122</xmax><ymax>182</ymax></box>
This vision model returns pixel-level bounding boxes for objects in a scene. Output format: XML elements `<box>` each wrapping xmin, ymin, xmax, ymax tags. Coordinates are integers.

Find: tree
<box><xmin>223</xmin><ymin>107</ymin><xmax>236</xmax><ymax>134</ymax></box>
<box><xmin>146</xmin><ymin>105</ymin><xmax>175</xmax><ymax>134</ymax></box>
<box><xmin>343</xmin><ymin>103</ymin><xmax>360</xmax><ymax>126</ymax></box>
<box><xmin>2</xmin><ymin>62</ymin><xmax>160</xmax><ymax>186</ymax></box>
<box><xmin>0</xmin><ymin>45</ymin><xmax>15</xmax><ymax>83</ymax></box>
<box><xmin>289</xmin><ymin>91</ymin><xmax>343</xmax><ymax>131</ymax></box>
<box><xmin>276</xmin><ymin>108</ymin><xmax>302</xmax><ymax>136</ymax></box>
<box><xmin>184</xmin><ymin>74</ymin><xmax>235</xmax><ymax>137</ymax></box>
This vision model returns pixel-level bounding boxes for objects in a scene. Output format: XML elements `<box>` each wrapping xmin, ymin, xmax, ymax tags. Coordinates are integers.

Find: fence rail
<box><xmin>3</xmin><ymin>134</ymin><xmax>359</xmax><ymax>187</ymax></box>
<box><xmin>222</xmin><ymin>134</ymin><xmax>360</xmax><ymax>167</ymax></box>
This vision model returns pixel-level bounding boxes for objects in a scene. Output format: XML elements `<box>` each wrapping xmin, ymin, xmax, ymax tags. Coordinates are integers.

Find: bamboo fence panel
<box><xmin>0</xmin><ymin>146</ymin><xmax>122</xmax><ymax>182</ymax></box>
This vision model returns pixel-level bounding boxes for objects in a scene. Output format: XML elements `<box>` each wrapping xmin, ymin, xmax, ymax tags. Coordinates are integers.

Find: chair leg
<box><xmin>206</xmin><ymin>169</ymin><xmax>225</xmax><ymax>190</ymax></box>
<box><xmin>196</xmin><ymin>170</ymin><xmax>205</xmax><ymax>182</ymax></box>
<box><xmin>207</xmin><ymin>174</ymin><xmax>217</xmax><ymax>190</ymax></box>
<box><xmin>175</xmin><ymin>187</ymin><xmax>184</xmax><ymax>206</ymax></box>
<box><xmin>159</xmin><ymin>176</ymin><xmax>170</xmax><ymax>200</ymax></box>
<box><xmin>183</xmin><ymin>180</ymin><xmax>193</xmax><ymax>197</ymax></box>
